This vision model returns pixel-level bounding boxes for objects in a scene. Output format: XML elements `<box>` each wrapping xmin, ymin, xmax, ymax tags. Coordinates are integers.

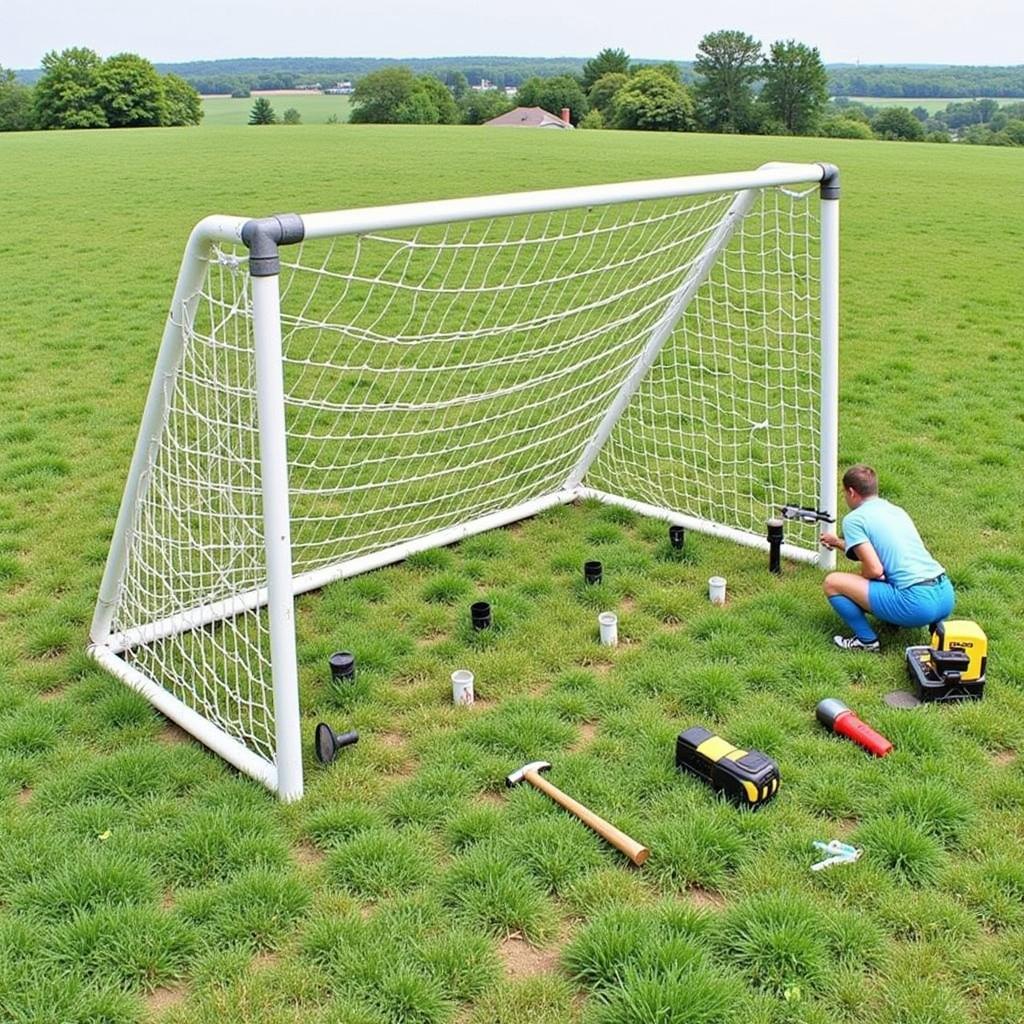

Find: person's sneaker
<box><xmin>833</xmin><ymin>635</ymin><xmax>881</xmax><ymax>652</ymax></box>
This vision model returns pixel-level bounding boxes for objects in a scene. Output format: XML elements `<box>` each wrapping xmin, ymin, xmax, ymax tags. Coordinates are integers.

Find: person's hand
<box><xmin>820</xmin><ymin>532</ymin><xmax>843</xmax><ymax>551</ymax></box>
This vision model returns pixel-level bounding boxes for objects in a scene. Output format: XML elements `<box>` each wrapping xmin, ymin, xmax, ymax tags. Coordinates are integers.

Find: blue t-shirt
<box><xmin>841</xmin><ymin>497</ymin><xmax>944</xmax><ymax>589</ymax></box>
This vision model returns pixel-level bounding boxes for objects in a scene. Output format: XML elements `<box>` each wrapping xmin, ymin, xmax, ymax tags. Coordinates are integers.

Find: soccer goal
<box><xmin>89</xmin><ymin>161</ymin><xmax>840</xmax><ymax>800</ymax></box>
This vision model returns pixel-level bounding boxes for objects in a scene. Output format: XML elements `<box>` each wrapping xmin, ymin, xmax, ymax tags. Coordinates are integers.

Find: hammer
<box><xmin>505</xmin><ymin>761</ymin><xmax>649</xmax><ymax>866</ymax></box>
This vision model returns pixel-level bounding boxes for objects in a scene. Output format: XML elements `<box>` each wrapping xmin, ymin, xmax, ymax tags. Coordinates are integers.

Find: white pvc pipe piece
<box><xmin>598</xmin><ymin>612</ymin><xmax>618</xmax><ymax>647</ymax></box>
<box><xmin>708</xmin><ymin>577</ymin><xmax>727</xmax><ymax>606</ymax></box>
<box><xmin>451</xmin><ymin>669</ymin><xmax>475</xmax><ymax>706</ymax></box>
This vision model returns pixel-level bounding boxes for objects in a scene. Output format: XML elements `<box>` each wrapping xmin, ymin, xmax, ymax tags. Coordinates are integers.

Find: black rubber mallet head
<box><xmin>315</xmin><ymin>722</ymin><xmax>359</xmax><ymax>764</ymax></box>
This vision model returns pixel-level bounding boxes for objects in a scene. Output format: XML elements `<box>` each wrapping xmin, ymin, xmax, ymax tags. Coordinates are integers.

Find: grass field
<box><xmin>2</xmin><ymin>124</ymin><xmax>1024</xmax><ymax>1024</ymax></box>
<box><xmin>201</xmin><ymin>93</ymin><xmax>352</xmax><ymax>125</ymax></box>
<box><xmin>842</xmin><ymin>96</ymin><xmax>1024</xmax><ymax>112</ymax></box>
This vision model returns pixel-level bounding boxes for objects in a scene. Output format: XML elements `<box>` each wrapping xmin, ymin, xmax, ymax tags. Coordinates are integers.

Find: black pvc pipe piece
<box><xmin>767</xmin><ymin>519</ymin><xmax>784</xmax><ymax>575</ymax></box>
<box><xmin>669</xmin><ymin>525</ymin><xmax>686</xmax><ymax>550</ymax></box>
<box><xmin>470</xmin><ymin>601</ymin><xmax>492</xmax><ymax>630</ymax></box>
<box><xmin>584</xmin><ymin>560</ymin><xmax>603</xmax><ymax>585</ymax></box>
<box><xmin>329</xmin><ymin>651</ymin><xmax>356</xmax><ymax>682</ymax></box>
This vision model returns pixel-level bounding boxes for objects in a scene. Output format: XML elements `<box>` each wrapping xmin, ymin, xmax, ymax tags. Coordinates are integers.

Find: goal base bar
<box><xmin>99</xmin><ymin>489</ymin><xmax>580</xmax><ymax>654</ymax></box>
<box><xmin>87</xmin><ymin>642</ymin><xmax>279</xmax><ymax>793</ymax></box>
<box><xmin>577</xmin><ymin>488</ymin><xmax>822</xmax><ymax>565</ymax></box>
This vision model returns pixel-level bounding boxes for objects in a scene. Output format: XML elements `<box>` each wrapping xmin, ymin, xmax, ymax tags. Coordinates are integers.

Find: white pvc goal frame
<box><xmin>88</xmin><ymin>161</ymin><xmax>839</xmax><ymax>801</ymax></box>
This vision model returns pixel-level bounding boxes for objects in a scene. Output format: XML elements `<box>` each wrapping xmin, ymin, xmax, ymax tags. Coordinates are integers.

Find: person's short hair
<box><xmin>842</xmin><ymin>464</ymin><xmax>878</xmax><ymax>497</ymax></box>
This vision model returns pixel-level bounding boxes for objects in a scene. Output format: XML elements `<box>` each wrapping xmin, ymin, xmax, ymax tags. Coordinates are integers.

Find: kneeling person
<box><xmin>819</xmin><ymin>464</ymin><xmax>954</xmax><ymax>651</ymax></box>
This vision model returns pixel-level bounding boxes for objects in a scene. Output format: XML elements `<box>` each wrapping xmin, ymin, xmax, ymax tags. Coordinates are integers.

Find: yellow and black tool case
<box><xmin>675</xmin><ymin>726</ymin><xmax>780</xmax><ymax>808</ymax></box>
<box><xmin>906</xmin><ymin>619</ymin><xmax>987</xmax><ymax>703</ymax></box>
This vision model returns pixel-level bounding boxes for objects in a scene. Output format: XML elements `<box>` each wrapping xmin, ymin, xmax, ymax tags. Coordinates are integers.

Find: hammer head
<box><xmin>506</xmin><ymin>760</ymin><xmax>551</xmax><ymax>787</ymax></box>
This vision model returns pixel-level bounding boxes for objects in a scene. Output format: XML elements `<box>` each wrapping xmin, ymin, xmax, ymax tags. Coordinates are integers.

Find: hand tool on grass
<box><xmin>675</xmin><ymin>726</ymin><xmax>780</xmax><ymax>807</ymax></box>
<box><xmin>816</xmin><ymin>698</ymin><xmax>892</xmax><ymax>757</ymax></box>
<box><xmin>506</xmin><ymin>760</ymin><xmax>649</xmax><ymax>866</ymax></box>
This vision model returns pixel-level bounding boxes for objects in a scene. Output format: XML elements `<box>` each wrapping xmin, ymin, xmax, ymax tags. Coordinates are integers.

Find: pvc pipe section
<box><xmin>598</xmin><ymin>612</ymin><xmax>618</xmax><ymax>647</ymax></box>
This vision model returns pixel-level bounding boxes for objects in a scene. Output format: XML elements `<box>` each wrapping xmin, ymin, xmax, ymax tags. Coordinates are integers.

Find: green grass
<box><xmin>1</xmin><ymin>123</ymin><xmax>1024</xmax><ymax>1022</ymax></box>
<box><xmin>200</xmin><ymin>92</ymin><xmax>352</xmax><ymax>125</ymax></box>
<box><xmin>842</xmin><ymin>95</ymin><xmax>1024</xmax><ymax>112</ymax></box>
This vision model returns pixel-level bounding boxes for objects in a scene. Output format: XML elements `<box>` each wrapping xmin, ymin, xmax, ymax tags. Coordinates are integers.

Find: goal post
<box><xmin>89</xmin><ymin>161</ymin><xmax>840</xmax><ymax>800</ymax></box>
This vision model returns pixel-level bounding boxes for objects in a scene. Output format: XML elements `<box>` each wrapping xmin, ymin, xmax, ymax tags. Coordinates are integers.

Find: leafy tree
<box><xmin>351</xmin><ymin>68</ymin><xmax>458</xmax><ymax>124</ymax></box>
<box><xmin>447</xmin><ymin>70</ymin><xmax>469</xmax><ymax>99</ymax></box>
<box><xmin>351</xmin><ymin>67</ymin><xmax>417</xmax><ymax>123</ymax></box>
<box><xmin>282</xmin><ymin>107</ymin><xmax>301</xmax><ymax>124</ymax></box>
<box><xmin>633</xmin><ymin>62</ymin><xmax>682</xmax><ymax>83</ymax></box>
<box><xmin>578</xmin><ymin>109</ymin><xmax>605</xmax><ymax>129</ymax></box>
<box><xmin>612</xmin><ymin>68</ymin><xmax>695</xmax><ymax>132</ymax></box>
<box><xmin>249</xmin><ymin>96</ymin><xmax>277</xmax><ymax>124</ymax></box>
<box><xmin>34</xmin><ymin>47</ymin><xmax>106</xmax><ymax>129</ymax></box>
<box><xmin>581</xmin><ymin>48</ymin><xmax>630</xmax><ymax>91</ymax></box>
<box><xmin>409</xmin><ymin>75</ymin><xmax>460</xmax><ymax>124</ymax></box>
<box><xmin>98</xmin><ymin>53</ymin><xmax>166</xmax><ymax>127</ymax></box>
<box><xmin>162</xmin><ymin>74</ymin><xmax>202</xmax><ymax>125</ymax></box>
<box><xmin>1003</xmin><ymin>119</ymin><xmax>1024</xmax><ymax>145</ymax></box>
<box><xmin>0</xmin><ymin>66</ymin><xmax>34</xmax><ymax>131</ymax></box>
<box><xmin>818</xmin><ymin>115</ymin><xmax>874</xmax><ymax>140</ymax></box>
<box><xmin>460</xmin><ymin>88</ymin><xmax>513</xmax><ymax>125</ymax></box>
<box><xmin>588</xmin><ymin>72</ymin><xmax>628</xmax><ymax>118</ymax></box>
<box><xmin>516</xmin><ymin>75</ymin><xmax>587</xmax><ymax>124</ymax></box>
<box><xmin>871</xmin><ymin>106</ymin><xmax>924</xmax><ymax>141</ymax></box>
<box><xmin>396</xmin><ymin>90</ymin><xmax>437</xmax><ymax>124</ymax></box>
<box><xmin>694</xmin><ymin>30</ymin><xmax>763</xmax><ymax>133</ymax></box>
<box><xmin>760</xmin><ymin>40</ymin><xmax>828</xmax><ymax>135</ymax></box>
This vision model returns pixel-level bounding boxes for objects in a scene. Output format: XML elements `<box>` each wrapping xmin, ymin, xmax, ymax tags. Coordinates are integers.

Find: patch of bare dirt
<box><xmin>144</xmin><ymin>984</ymin><xmax>186</xmax><ymax>1018</ymax></box>
<box><xmin>992</xmin><ymin>750</ymin><xmax>1017</xmax><ymax>767</ymax></box>
<box><xmin>155</xmin><ymin>721</ymin><xmax>192</xmax><ymax>746</ymax></box>
<box><xmin>376</xmin><ymin>731</ymin><xmax>406</xmax><ymax>749</ymax></box>
<box><xmin>292</xmin><ymin>842</ymin><xmax>326</xmax><ymax>869</ymax></box>
<box><xmin>251</xmin><ymin>950</ymin><xmax>282</xmax><ymax>971</ymax></box>
<box><xmin>686</xmin><ymin>886</ymin><xmax>726</xmax><ymax>911</ymax></box>
<box><xmin>570</xmin><ymin>722</ymin><xmax>598</xmax><ymax>752</ymax></box>
<box><xmin>36</xmin><ymin>687</ymin><xmax>64</xmax><ymax>702</ymax></box>
<box><xmin>476</xmin><ymin>789</ymin><xmax>506</xmax><ymax>806</ymax></box>
<box><xmin>16</xmin><ymin>787</ymin><xmax>32</xmax><ymax>806</ymax></box>
<box><xmin>500</xmin><ymin>933</ymin><xmax>561</xmax><ymax>979</ymax></box>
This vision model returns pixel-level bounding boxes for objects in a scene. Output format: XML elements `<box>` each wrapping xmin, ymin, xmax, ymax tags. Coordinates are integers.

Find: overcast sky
<box><xmin>5</xmin><ymin>0</ymin><xmax>1023</xmax><ymax>69</ymax></box>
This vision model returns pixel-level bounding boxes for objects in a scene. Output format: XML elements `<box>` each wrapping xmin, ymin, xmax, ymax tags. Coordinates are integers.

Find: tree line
<box><xmin>342</xmin><ymin>38</ymin><xmax>1024</xmax><ymax>148</ymax></box>
<box><xmin>347</xmin><ymin>36</ymin><xmax>831</xmax><ymax>135</ymax></box>
<box><xmin>828</xmin><ymin>64</ymin><xmax>1024</xmax><ymax>99</ymax></box>
<box><xmin>0</xmin><ymin>49</ymin><xmax>202</xmax><ymax>131</ymax></box>
<box><xmin>14</xmin><ymin>54</ymin><xmax>1024</xmax><ymax>101</ymax></box>
<box><xmin>830</xmin><ymin>97</ymin><xmax>1024</xmax><ymax>145</ymax></box>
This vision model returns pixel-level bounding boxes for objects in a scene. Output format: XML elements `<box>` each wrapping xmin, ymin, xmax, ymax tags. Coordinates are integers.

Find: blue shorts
<box><xmin>868</xmin><ymin>575</ymin><xmax>955</xmax><ymax>629</ymax></box>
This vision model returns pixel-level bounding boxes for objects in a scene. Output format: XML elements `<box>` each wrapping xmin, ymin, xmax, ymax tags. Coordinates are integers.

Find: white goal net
<box><xmin>89</xmin><ymin>163</ymin><xmax>839</xmax><ymax>799</ymax></box>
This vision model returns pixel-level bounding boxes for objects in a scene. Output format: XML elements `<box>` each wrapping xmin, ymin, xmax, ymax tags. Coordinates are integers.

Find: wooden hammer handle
<box><xmin>526</xmin><ymin>769</ymin><xmax>649</xmax><ymax>866</ymax></box>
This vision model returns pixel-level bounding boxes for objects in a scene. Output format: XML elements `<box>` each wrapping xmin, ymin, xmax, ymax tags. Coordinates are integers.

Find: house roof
<box><xmin>483</xmin><ymin>106</ymin><xmax>573</xmax><ymax>129</ymax></box>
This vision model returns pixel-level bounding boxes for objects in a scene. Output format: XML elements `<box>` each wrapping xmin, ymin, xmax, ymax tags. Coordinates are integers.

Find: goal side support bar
<box><xmin>564</xmin><ymin>185</ymin><xmax>760</xmax><ymax>490</ymax></box>
<box><xmin>90</xmin><ymin>215</ymin><xmax>249</xmax><ymax>646</ymax></box>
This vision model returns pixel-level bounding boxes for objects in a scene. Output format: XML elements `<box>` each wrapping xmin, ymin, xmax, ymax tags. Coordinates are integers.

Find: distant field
<box><xmin>2</xmin><ymin>125</ymin><xmax>1024</xmax><ymax>1024</ymax></box>
<box><xmin>201</xmin><ymin>92</ymin><xmax>352</xmax><ymax>125</ymax></box>
<box><xmin>842</xmin><ymin>95</ymin><xmax>1024</xmax><ymax>112</ymax></box>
